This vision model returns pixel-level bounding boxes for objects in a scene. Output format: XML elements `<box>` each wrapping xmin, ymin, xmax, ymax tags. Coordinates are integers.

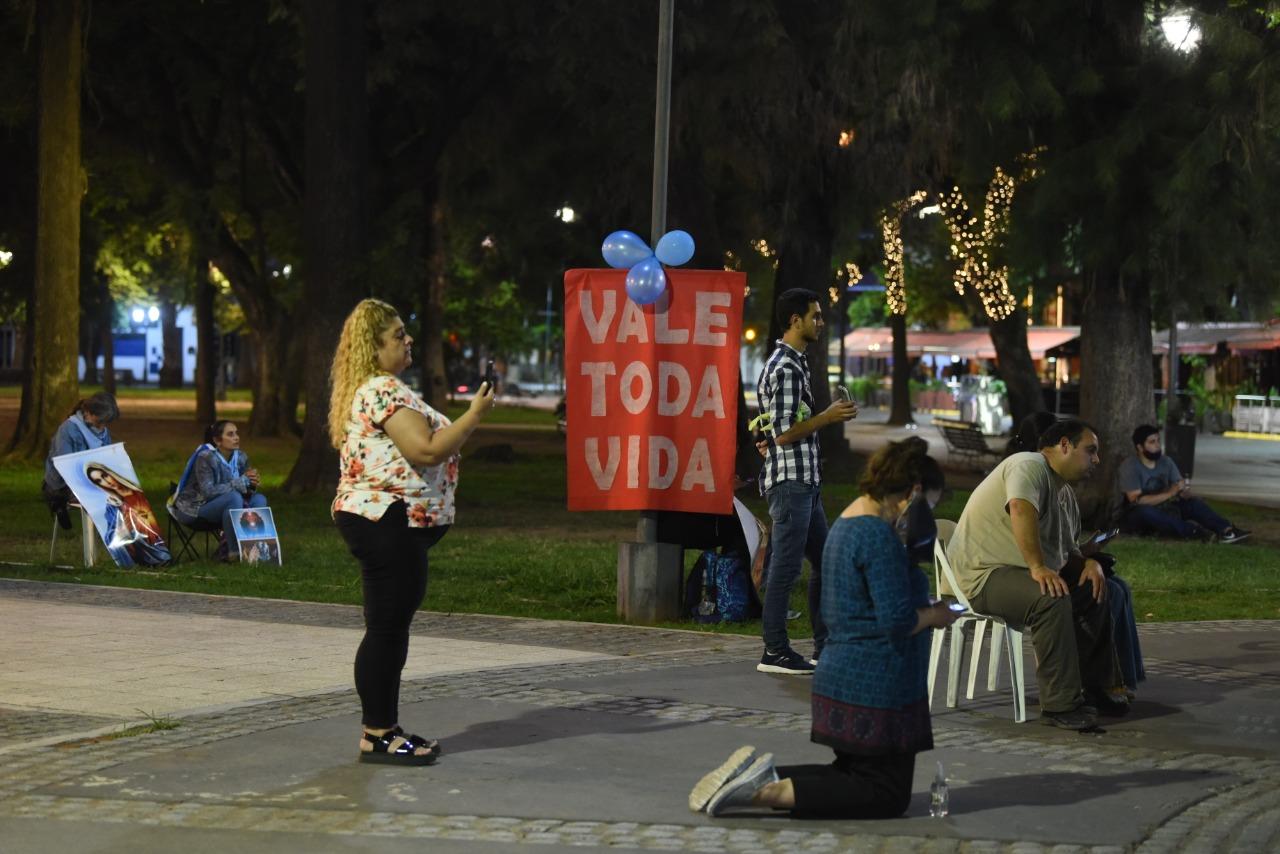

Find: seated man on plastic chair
<box><xmin>946</xmin><ymin>419</ymin><xmax>1124</xmax><ymax>731</ymax></box>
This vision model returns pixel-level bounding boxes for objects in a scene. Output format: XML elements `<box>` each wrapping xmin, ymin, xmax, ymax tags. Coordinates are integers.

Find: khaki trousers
<box><xmin>970</xmin><ymin>560</ymin><xmax>1122</xmax><ymax>713</ymax></box>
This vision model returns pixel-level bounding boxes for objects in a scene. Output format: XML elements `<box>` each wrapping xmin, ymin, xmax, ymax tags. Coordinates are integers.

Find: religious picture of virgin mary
<box><xmin>83</xmin><ymin>461</ymin><xmax>172</xmax><ymax>567</ymax></box>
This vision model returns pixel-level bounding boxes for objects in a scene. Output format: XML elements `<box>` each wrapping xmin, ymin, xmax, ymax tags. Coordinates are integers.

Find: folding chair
<box><xmin>165</xmin><ymin>482</ymin><xmax>218</xmax><ymax>562</ymax></box>
<box><xmin>927</xmin><ymin>519</ymin><xmax>1028</xmax><ymax>723</ymax></box>
<box><xmin>49</xmin><ymin>502</ymin><xmax>97</xmax><ymax>567</ymax></box>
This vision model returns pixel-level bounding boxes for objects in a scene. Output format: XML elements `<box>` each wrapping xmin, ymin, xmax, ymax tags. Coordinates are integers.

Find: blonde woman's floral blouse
<box><xmin>332</xmin><ymin>375</ymin><xmax>459</xmax><ymax>527</ymax></box>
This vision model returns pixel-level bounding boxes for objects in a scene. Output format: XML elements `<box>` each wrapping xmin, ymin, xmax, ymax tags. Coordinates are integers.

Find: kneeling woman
<box><xmin>691</xmin><ymin>439</ymin><xmax>960</xmax><ymax>819</ymax></box>
<box><xmin>172</xmin><ymin>421</ymin><xmax>268</xmax><ymax>558</ymax></box>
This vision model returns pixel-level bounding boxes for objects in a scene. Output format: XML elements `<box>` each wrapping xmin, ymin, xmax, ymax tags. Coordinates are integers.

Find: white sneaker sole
<box><xmin>689</xmin><ymin>745</ymin><xmax>756</xmax><ymax>812</ymax></box>
<box><xmin>756</xmin><ymin>662</ymin><xmax>814</xmax><ymax>675</ymax></box>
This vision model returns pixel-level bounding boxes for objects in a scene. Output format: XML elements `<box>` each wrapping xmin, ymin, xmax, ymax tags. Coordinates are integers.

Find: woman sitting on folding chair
<box><xmin>171</xmin><ymin>421</ymin><xmax>269</xmax><ymax>560</ymax></box>
<box><xmin>43</xmin><ymin>392</ymin><xmax>119</xmax><ymax>530</ymax></box>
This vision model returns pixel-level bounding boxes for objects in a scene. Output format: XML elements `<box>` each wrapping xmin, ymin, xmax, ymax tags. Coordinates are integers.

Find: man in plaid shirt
<box><xmin>755</xmin><ymin>289</ymin><xmax>859</xmax><ymax>674</ymax></box>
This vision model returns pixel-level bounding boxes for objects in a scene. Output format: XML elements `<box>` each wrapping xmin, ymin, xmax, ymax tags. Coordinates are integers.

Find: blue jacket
<box><xmin>44</xmin><ymin>414</ymin><xmax>112</xmax><ymax>491</ymax></box>
<box><xmin>172</xmin><ymin>445</ymin><xmax>252</xmax><ymax>518</ymax></box>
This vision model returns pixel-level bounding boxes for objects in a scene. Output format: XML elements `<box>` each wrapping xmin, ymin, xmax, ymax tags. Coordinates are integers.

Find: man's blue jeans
<box><xmin>1107</xmin><ymin>575</ymin><xmax>1145</xmax><ymax>691</ymax></box>
<box><xmin>762</xmin><ymin>481</ymin><xmax>828</xmax><ymax>655</ymax></box>
<box><xmin>1124</xmin><ymin>496</ymin><xmax>1229</xmax><ymax>539</ymax></box>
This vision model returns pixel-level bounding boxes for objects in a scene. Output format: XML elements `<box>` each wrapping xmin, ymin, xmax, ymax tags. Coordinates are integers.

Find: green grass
<box><xmin>3</xmin><ymin>399</ymin><xmax>1278</xmax><ymax>627</ymax></box>
<box><xmin>0</xmin><ymin>384</ymin><xmax>556</xmax><ymax>427</ymax></box>
<box><xmin>0</xmin><ymin>384</ymin><xmax>255</xmax><ymax>402</ymax></box>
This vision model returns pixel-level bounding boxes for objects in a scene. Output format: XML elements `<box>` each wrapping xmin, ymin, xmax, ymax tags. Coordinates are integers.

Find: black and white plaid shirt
<box><xmin>757</xmin><ymin>341</ymin><xmax>821</xmax><ymax>491</ymax></box>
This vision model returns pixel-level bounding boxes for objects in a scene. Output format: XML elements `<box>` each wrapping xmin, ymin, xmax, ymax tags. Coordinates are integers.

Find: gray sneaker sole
<box><xmin>706</xmin><ymin>753</ymin><xmax>778</xmax><ymax>817</ymax></box>
<box><xmin>688</xmin><ymin>745</ymin><xmax>756</xmax><ymax>812</ymax></box>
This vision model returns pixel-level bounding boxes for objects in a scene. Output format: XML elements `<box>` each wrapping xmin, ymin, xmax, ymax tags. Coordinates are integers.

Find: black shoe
<box><xmin>1219</xmin><ymin>528</ymin><xmax>1251</xmax><ymax>545</ymax></box>
<box><xmin>1087</xmin><ymin>691</ymin><xmax>1131</xmax><ymax>718</ymax></box>
<box><xmin>1040</xmin><ymin>705</ymin><xmax>1098</xmax><ymax>730</ymax></box>
<box><xmin>757</xmin><ymin>648</ymin><xmax>815</xmax><ymax>675</ymax></box>
<box><xmin>55</xmin><ymin>507</ymin><xmax>72</xmax><ymax>531</ymax></box>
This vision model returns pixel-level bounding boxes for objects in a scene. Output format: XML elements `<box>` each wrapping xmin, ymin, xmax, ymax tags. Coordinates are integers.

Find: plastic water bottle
<box><xmin>929</xmin><ymin>761</ymin><xmax>950</xmax><ymax>817</ymax></box>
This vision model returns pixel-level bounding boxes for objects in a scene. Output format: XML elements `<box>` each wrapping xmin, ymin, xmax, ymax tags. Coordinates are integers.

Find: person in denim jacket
<box><xmin>172</xmin><ymin>420</ymin><xmax>268</xmax><ymax>557</ymax></box>
<box><xmin>43</xmin><ymin>392</ymin><xmax>119</xmax><ymax>529</ymax></box>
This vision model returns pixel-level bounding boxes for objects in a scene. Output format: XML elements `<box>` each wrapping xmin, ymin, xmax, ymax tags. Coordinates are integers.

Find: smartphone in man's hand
<box><xmin>1090</xmin><ymin>527</ymin><xmax>1120</xmax><ymax>548</ymax></box>
<box><xmin>482</xmin><ymin>359</ymin><xmax>496</xmax><ymax>393</ymax></box>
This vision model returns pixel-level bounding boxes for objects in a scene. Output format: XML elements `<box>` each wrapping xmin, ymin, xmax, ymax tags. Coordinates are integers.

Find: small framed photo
<box><xmin>228</xmin><ymin>507</ymin><xmax>281</xmax><ymax>565</ymax></box>
<box><xmin>238</xmin><ymin>538</ymin><xmax>281</xmax><ymax>566</ymax></box>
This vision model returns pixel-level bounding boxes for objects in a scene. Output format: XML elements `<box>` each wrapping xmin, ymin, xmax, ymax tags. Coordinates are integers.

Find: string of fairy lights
<box><xmin>937</xmin><ymin>165</ymin><xmax>1018</xmax><ymax>319</ymax></box>
<box><xmin>877</xmin><ymin>149</ymin><xmax>1043</xmax><ymax>322</ymax></box>
<box><xmin>878</xmin><ymin>190</ymin><xmax>928</xmax><ymax>316</ymax></box>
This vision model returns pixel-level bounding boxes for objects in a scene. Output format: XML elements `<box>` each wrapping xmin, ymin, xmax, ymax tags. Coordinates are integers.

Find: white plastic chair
<box><xmin>927</xmin><ymin>520</ymin><xmax>1027</xmax><ymax>723</ymax></box>
<box><xmin>49</xmin><ymin>502</ymin><xmax>97</xmax><ymax>567</ymax></box>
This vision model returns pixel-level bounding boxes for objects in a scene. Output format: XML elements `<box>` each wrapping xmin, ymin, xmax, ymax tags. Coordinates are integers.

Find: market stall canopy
<box><xmin>1152</xmin><ymin>321</ymin><xmax>1280</xmax><ymax>355</ymax></box>
<box><xmin>838</xmin><ymin>326</ymin><xmax>1080</xmax><ymax>360</ymax></box>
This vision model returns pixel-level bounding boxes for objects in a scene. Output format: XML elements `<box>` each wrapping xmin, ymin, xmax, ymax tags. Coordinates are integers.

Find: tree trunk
<box><xmin>159</xmin><ymin>299</ymin><xmax>183</xmax><ymax>388</ymax></box>
<box><xmin>988</xmin><ymin>307</ymin><xmax>1046</xmax><ymax>427</ymax></box>
<box><xmin>888</xmin><ymin>313</ymin><xmax>913</xmax><ymax>426</ymax></box>
<box><xmin>100</xmin><ymin>284</ymin><xmax>116</xmax><ymax>396</ymax></box>
<box><xmin>284</xmin><ymin>0</ymin><xmax>369</xmax><ymax>493</ymax></box>
<box><xmin>282</xmin><ymin>328</ymin><xmax>305</xmax><ymax>435</ymax></box>
<box><xmin>194</xmin><ymin>255</ymin><xmax>217</xmax><ymax>424</ymax></box>
<box><xmin>81</xmin><ymin>311</ymin><xmax>98</xmax><ymax>385</ymax></box>
<box><xmin>771</xmin><ymin>183</ymin><xmax>845</xmax><ymax>454</ymax></box>
<box><xmin>9</xmin><ymin>0</ymin><xmax>81</xmax><ymax>458</ymax></box>
<box><xmin>1077</xmin><ymin>266</ymin><xmax>1155</xmax><ymax>526</ymax></box>
<box><xmin>419</xmin><ymin>190</ymin><xmax>449</xmax><ymax>411</ymax></box>
<box><xmin>246</xmin><ymin>318</ymin><xmax>292</xmax><ymax>437</ymax></box>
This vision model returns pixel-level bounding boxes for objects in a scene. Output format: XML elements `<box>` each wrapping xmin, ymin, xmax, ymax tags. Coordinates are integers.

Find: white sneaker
<box><xmin>689</xmin><ymin>745</ymin><xmax>756</xmax><ymax>812</ymax></box>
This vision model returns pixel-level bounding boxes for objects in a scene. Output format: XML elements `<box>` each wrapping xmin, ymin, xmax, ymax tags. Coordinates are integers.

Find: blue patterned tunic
<box><xmin>811</xmin><ymin>515</ymin><xmax>934</xmax><ymax>755</ymax></box>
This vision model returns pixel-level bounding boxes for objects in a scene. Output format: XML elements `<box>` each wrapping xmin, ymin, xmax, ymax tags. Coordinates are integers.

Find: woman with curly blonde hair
<box><xmin>329</xmin><ymin>298</ymin><xmax>494</xmax><ymax>765</ymax></box>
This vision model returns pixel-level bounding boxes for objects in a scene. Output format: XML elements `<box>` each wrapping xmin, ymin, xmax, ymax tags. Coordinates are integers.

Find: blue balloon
<box><xmin>655</xmin><ymin>230</ymin><xmax>695</xmax><ymax>266</ymax></box>
<box><xmin>625</xmin><ymin>256</ymin><xmax>667</xmax><ymax>305</ymax></box>
<box><xmin>601</xmin><ymin>230</ymin><xmax>653</xmax><ymax>269</ymax></box>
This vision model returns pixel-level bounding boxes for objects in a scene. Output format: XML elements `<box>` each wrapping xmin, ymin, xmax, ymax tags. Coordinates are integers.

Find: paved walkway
<box><xmin>1</xmin><ymin>579</ymin><xmax>1278</xmax><ymax>853</ymax></box>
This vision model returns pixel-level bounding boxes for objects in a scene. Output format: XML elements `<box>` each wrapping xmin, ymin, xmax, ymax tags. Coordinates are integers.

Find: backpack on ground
<box><xmin>684</xmin><ymin>549</ymin><xmax>758</xmax><ymax>623</ymax></box>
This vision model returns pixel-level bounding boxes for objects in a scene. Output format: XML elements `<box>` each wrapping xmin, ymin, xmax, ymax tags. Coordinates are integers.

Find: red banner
<box><xmin>564</xmin><ymin>268</ymin><xmax>744</xmax><ymax>513</ymax></box>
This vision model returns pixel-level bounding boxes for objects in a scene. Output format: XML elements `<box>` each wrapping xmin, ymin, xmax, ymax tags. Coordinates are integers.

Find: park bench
<box><xmin>934</xmin><ymin>418</ymin><xmax>1003</xmax><ymax>470</ymax></box>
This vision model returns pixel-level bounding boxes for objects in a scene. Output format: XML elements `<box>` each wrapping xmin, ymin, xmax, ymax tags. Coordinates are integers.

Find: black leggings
<box><xmin>335</xmin><ymin>503</ymin><xmax>448</xmax><ymax>729</ymax></box>
<box><xmin>777</xmin><ymin>751</ymin><xmax>916</xmax><ymax>819</ymax></box>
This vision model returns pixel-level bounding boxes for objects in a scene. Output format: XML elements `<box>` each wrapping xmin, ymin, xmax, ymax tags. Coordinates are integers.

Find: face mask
<box><xmin>1143</xmin><ymin>449</ymin><xmax>1162</xmax><ymax>462</ymax></box>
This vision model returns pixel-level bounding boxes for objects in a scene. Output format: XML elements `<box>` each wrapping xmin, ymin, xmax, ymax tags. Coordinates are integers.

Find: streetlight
<box><xmin>547</xmin><ymin>206</ymin><xmax>576</xmax><ymax>390</ymax></box>
<box><xmin>1160</xmin><ymin>8</ymin><xmax>1201</xmax><ymax>426</ymax></box>
<box><xmin>1161</xmin><ymin>11</ymin><xmax>1202</xmax><ymax>52</ymax></box>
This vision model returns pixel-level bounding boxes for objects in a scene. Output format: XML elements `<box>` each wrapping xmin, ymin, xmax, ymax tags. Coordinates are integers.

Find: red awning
<box><xmin>837</xmin><ymin>326</ymin><xmax>1080</xmax><ymax>360</ymax></box>
<box><xmin>1153</xmin><ymin>322</ymin><xmax>1280</xmax><ymax>355</ymax></box>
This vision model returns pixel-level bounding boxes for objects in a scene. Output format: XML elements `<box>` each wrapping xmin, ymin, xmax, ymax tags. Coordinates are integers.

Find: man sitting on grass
<box><xmin>1118</xmin><ymin>425</ymin><xmax>1249</xmax><ymax>544</ymax></box>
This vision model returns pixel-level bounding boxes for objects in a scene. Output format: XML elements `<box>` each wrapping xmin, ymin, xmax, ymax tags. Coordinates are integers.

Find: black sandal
<box><xmin>392</xmin><ymin>725</ymin><xmax>443</xmax><ymax>756</ymax></box>
<box><xmin>359</xmin><ymin>729</ymin><xmax>440</xmax><ymax>766</ymax></box>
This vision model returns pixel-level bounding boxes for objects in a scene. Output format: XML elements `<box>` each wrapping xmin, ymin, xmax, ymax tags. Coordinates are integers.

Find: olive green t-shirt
<box><xmin>945</xmin><ymin>452</ymin><xmax>1073</xmax><ymax>599</ymax></box>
